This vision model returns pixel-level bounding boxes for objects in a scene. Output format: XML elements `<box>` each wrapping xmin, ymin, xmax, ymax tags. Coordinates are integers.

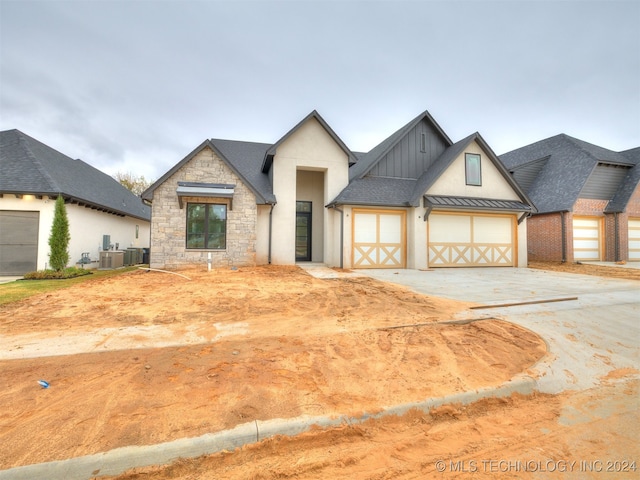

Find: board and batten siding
<box><xmin>367</xmin><ymin>119</ymin><xmax>449</xmax><ymax>179</ymax></box>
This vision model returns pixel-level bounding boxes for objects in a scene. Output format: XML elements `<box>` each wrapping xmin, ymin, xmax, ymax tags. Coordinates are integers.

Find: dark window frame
<box><xmin>465</xmin><ymin>153</ymin><xmax>482</xmax><ymax>186</ymax></box>
<box><xmin>185</xmin><ymin>202</ymin><xmax>227</xmax><ymax>250</ymax></box>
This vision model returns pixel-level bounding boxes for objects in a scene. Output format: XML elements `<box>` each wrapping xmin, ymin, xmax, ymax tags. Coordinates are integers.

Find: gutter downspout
<box><xmin>560</xmin><ymin>211</ymin><xmax>567</xmax><ymax>263</ymax></box>
<box><xmin>614</xmin><ymin>212</ymin><xmax>619</xmax><ymax>262</ymax></box>
<box><xmin>268</xmin><ymin>203</ymin><xmax>275</xmax><ymax>265</ymax></box>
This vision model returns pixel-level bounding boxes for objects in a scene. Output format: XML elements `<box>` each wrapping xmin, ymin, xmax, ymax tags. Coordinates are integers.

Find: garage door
<box><xmin>352</xmin><ymin>209</ymin><xmax>405</xmax><ymax>268</ymax></box>
<box><xmin>628</xmin><ymin>218</ymin><xmax>640</xmax><ymax>261</ymax></box>
<box><xmin>428</xmin><ymin>212</ymin><xmax>515</xmax><ymax>267</ymax></box>
<box><xmin>573</xmin><ymin>217</ymin><xmax>601</xmax><ymax>261</ymax></box>
<box><xmin>0</xmin><ymin>210</ymin><xmax>39</xmax><ymax>275</ymax></box>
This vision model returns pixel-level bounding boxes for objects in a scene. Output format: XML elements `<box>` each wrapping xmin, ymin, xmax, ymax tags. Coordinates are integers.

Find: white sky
<box><xmin>1</xmin><ymin>0</ymin><xmax>639</xmax><ymax>181</ymax></box>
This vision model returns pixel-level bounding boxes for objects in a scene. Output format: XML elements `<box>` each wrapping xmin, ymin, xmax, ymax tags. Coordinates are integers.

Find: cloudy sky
<box><xmin>1</xmin><ymin>0</ymin><xmax>638</xmax><ymax>181</ymax></box>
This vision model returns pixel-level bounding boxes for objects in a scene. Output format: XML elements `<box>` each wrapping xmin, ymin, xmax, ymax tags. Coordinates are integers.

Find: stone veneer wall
<box><xmin>149</xmin><ymin>147</ymin><xmax>258</xmax><ymax>269</ymax></box>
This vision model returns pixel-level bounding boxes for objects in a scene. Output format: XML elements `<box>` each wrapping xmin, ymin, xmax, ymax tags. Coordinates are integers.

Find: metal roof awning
<box><xmin>424</xmin><ymin>195</ymin><xmax>533</xmax><ymax>212</ymax></box>
<box><xmin>177</xmin><ymin>182</ymin><xmax>235</xmax><ymax>208</ymax></box>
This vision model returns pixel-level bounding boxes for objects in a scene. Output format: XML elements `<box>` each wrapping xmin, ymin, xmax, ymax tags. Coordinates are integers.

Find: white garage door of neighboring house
<box><xmin>572</xmin><ymin>217</ymin><xmax>601</xmax><ymax>261</ymax></box>
<box><xmin>628</xmin><ymin>218</ymin><xmax>640</xmax><ymax>262</ymax></box>
<box><xmin>352</xmin><ymin>209</ymin><xmax>406</xmax><ymax>268</ymax></box>
<box><xmin>428</xmin><ymin>212</ymin><xmax>515</xmax><ymax>267</ymax></box>
<box><xmin>0</xmin><ymin>210</ymin><xmax>39</xmax><ymax>275</ymax></box>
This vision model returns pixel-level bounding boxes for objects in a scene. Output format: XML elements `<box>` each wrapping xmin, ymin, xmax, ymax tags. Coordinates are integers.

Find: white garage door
<box><xmin>628</xmin><ymin>218</ymin><xmax>640</xmax><ymax>261</ymax></box>
<box><xmin>352</xmin><ymin>209</ymin><xmax>405</xmax><ymax>268</ymax></box>
<box><xmin>573</xmin><ymin>217</ymin><xmax>601</xmax><ymax>261</ymax></box>
<box><xmin>428</xmin><ymin>212</ymin><xmax>515</xmax><ymax>267</ymax></box>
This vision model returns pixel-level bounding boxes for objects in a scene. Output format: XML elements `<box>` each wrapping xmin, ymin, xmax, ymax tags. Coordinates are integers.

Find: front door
<box><xmin>296</xmin><ymin>201</ymin><xmax>312</xmax><ymax>261</ymax></box>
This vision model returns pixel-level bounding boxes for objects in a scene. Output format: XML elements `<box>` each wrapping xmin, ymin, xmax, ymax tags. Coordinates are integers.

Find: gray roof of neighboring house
<box><xmin>0</xmin><ymin>129</ymin><xmax>150</xmax><ymax>221</ymax></box>
<box><xmin>500</xmin><ymin>134</ymin><xmax>639</xmax><ymax>213</ymax></box>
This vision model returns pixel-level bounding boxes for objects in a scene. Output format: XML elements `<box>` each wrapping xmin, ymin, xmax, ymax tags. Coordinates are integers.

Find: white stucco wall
<box><xmin>271</xmin><ymin>117</ymin><xmax>350</xmax><ymax>266</ymax></box>
<box><xmin>255</xmin><ymin>204</ymin><xmax>272</xmax><ymax>264</ymax></box>
<box><xmin>1</xmin><ymin>195</ymin><xmax>149</xmax><ymax>271</ymax></box>
<box><xmin>427</xmin><ymin>141</ymin><xmax>520</xmax><ymax>200</ymax></box>
<box><xmin>516</xmin><ymin>217</ymin><xmax>528</xmax><ymax>267</ymax></box>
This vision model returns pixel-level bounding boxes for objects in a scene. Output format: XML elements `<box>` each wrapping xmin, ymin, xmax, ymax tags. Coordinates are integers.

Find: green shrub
<box><xmin>23</xmin><ymin>267</ymin><xmax>92</xmax><ymax>280</ymax></box>
<box><xmin>49</xmin><ymin>196</ymin><xmax>71</xmax><ymax>271</ymax></box>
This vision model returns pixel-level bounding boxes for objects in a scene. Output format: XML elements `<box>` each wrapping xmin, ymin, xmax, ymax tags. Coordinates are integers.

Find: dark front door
<box><xmin>296</xmin><ymin>201</ymin><xmax>312</xmax><ymax>261</ymax></box>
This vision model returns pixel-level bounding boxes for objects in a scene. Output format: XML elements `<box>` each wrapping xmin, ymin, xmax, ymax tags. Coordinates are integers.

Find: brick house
<box><xmin>501</xmin><ymin>135</ymin><xmax>640</xmax><ymax>263</ymax></box>
<box><xmin>142</xmin><ymin>110</ymin><xmax>534</xmax><ymax>270</ymax></box>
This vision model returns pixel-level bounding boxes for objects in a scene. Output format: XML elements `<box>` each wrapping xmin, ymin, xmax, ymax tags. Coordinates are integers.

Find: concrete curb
<box><xmin>0</xmin><ymin>376</ymin><xmax>537</xmax><ymax>480</ymax></box>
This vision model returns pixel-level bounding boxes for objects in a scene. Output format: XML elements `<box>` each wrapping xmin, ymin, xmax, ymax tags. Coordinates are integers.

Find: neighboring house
<box><xmin>501</xmin><ymin>134</ymin><xmax>640</xmax><ymax>263</ymax></box>
<box><xmin>142</xmin><ymin>110</ymin><xmax>534</xmax><ymax>270</ymax></box>
<box><xmin>0</xmin><ymin>129</ymin><xmax>151</xmax><ymax>275</ymax></box>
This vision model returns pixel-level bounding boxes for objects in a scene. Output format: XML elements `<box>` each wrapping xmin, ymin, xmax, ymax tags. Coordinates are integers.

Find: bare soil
<box><xmin>0</xmin><ymin>263</ymin><xmax>636</xmax><ymax>479</ymax></box>
<box><xmin>528</xmin><ymin>261</ymin><xmax>640</xmax><ymax>281</ymax></box>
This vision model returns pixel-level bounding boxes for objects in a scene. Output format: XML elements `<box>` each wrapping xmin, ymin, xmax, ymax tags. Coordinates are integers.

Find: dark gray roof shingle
<box><xmin>500</xmin><ymin>134</ymin><xmax>639</xmax><ymax>214</ymax></box>
<box><xmin>0</xmin><ymin>129</ymin><xmax>150</xmax><ymax>220</ymax></box>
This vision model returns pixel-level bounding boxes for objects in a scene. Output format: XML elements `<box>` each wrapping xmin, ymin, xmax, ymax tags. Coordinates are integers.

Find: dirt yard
<box><xmin>0</xmin><ymin>263</ymin><xmax>637</xmax><ymax>478</ymax></box>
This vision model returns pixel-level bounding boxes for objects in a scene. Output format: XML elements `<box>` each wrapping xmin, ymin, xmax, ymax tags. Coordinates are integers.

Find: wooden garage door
<box><xmin>573</xmin><ymin>217</ymin><xmax>601</xmax><ymax>261</ymax></box>
<box><xmin>352</xmin><ymin>209</ymin><xmax>406</xmax><ymax>268</ymax></box>
<box><xmin>0</xmin><ymin>210</ymin><xmax>39</xmax><ymax>275</ymax></box>
<box><xmin>628</xmin><ymin>218</ymin><xmax>640</xmax><ymax>261</ymax></box>
<box><xmin>428</xmin><ymin>212</ymin><xmax>515</xmax><ymax>267</ymax></box>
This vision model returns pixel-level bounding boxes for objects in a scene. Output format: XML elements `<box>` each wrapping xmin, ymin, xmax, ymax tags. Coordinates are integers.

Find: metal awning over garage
<box><xmin>424</xmin><ymin>195</ymin><xmax>533</xmax><ymax>212</ymax></box>
<box><xmin>176</xmin><ymin>182</ymin><xmax>235</xmax><ymax>208</ymax></box>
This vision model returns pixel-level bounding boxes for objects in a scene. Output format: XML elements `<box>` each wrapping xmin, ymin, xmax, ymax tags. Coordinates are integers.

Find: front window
<box><xmin>465</xmin><ymin>153</ymin><xmax>482</xmax><ymax>186</ymax></box>
<box><xmin>186</xmin><ymin>203</ymin><xmax>227</xmax><ymax>249</ymax></box>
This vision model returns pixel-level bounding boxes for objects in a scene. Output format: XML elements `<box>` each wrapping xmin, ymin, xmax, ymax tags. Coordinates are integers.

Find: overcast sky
<box><xmin>1</xmin><ymin>0</ymin><xmax>638</xmax><ymax>181</ymax></box>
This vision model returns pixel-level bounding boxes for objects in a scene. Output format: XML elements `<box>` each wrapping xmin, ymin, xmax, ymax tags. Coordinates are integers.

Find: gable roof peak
<box><xmin>348</xmin><ymin>109</ymin><xmax>453</xmax><ymax>181</ymax></box>
<box><xmin>261</xmin><ymin>109</ymin><xmax>356</xmax><ymax>173</ymax></box>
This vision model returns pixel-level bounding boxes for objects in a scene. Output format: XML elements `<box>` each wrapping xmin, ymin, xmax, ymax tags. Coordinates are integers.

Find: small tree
<box><xmin>49</xmin><ymin>195</ymin><xmax>70</xmax><ymax>271</ymax></box>
<box><xmin>113</xmin><ymin>171</ymin><xmax>154</xmax><ymax>196</ymax></box>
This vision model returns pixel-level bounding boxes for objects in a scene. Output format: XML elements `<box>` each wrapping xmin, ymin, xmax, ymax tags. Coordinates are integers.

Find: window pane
<box><xmin>208</xmin><ymin>204</ymin><xmax>226</xmax><ymax>249</ymax></box>
<box><xmin>186</xmin><ymin>204</ymin><xmax>206</xmax><ymax>248</ymax></box>
<box><xmin>296</xmin><ymin>201</ymin><xmax>312</xmax><ymax>213</ymax></box>
<box><xmin>465</xmin><ymin>154</ymin><xmax>481</xmax><ymax>186</ymax></box>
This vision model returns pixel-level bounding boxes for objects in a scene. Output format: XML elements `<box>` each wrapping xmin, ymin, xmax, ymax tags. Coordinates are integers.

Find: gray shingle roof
<box><xmin>0</xmin><ymin>129</ymin><xmax>150</xmax><ymax>220</ymax></box>
<box><xmin>142</xmin><ymin>139</ymin><xmax>276</xmax><ymax>204</ymax></box>
<box><xmin>500</xmin><ymin>134</ymin><xmax>639</xmax><ymax>214</ymax></box>
<box><xmin>328</xmin><ymin>176</ymin><xmax>417</xmax><ymax>207</ymax></box>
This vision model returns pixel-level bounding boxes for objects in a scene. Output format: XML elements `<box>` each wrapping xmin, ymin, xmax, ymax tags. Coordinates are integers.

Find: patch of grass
<box><xmin>0</xmin><ymin>266</ymin><xmax>142</xmax><ymax>306</ymax></box>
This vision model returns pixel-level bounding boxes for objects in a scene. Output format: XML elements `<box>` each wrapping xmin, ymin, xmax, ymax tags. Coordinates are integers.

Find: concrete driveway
<box><xmin>362</xmin><ymin>267</ymin><xmax>639</xmax><ymax>394</ymax></box>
